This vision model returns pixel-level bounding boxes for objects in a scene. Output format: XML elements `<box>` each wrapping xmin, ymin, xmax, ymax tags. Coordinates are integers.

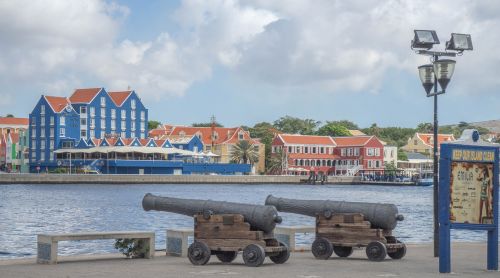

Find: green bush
<box><xmin>114</xmin><ymin>239</ymin><xmax>149</xmax><ymax>258</ymax></box>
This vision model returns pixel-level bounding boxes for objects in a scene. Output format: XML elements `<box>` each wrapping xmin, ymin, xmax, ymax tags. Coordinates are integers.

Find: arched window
<box><xmin>327</xmin><ymin>160</ymin><xmax>331</xmax><ymax>166</ymax></box>
<box><xmin>317</xmin><ymin>160</ymin><xmax>321</xmax><ymax>166</ymax></box>
<box><xmin>305</xmin><ymin>160</ymin><xmax>310</xmax><ymax>166</ymax></box>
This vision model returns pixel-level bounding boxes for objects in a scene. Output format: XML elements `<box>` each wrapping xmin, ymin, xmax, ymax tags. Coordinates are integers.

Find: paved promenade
<box><xmin>0</xmin><ymin>243</ymin><xmax>498</xmax><ymax>277</ymax></box>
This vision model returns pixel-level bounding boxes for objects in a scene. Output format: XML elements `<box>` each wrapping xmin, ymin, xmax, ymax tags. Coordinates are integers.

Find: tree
<box><xmin>416</xmin><ymin>122</ymin><xmax>433</xmax><ymax>133</ymax></box>
<box><xmin>148</xmin><ymin>120</ymin><xmax>161</xmax><ymax>130</ymax></box>
<box><xmin>273</xmin><ymin>116</ymin><xmax>320</xmax><ymax>135</ymax></box>
<box><xmin>397</xmin><ymin>148</ymin><xmax>408</xmax><ymax>161</ymax></box>
<box><xmin>192</xmin><ymin>122</ymin><xmax>223</xmax><ymax>127</ymax></box>
<box><xmin>248</xmin><ymin>122</ymin><xmax>276</xmax><ymax>170</ymax></box>
<box><xmin>327</xmin><ymin>120</ymin><xmax>359</xmax><ymax>130</ymax></box>
<box><xmin>230</xmin><ymin>140</ymin><xmax>259</xmax><ymax>165</ymax></box>
<box><xmin>6</xmin><ymin>114</ymin><xmax>14</xmax><ymax>118</ymax></box>
<box><xmin>266</xmin><ymin>148</ymin><xmax>285</xmax><ymax>175</ymax></box>
<box><xmin>317</xmin><ymin>122</ymin><xmax>351</xmax><ymax>137</ymax></box>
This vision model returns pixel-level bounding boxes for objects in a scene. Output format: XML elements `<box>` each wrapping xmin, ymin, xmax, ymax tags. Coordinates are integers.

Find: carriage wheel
<box><xmin>388</xmin><ymin>241</ymin><xmax>406</xmax><ymax>260</ymax></box>
<box><xmin>215</xmin><ymin>251</ymin><xmax>238</xmax><ymax>263</ymax></box>
<box><xmin>269</xmin><ymin>242</ymin><xmax>290</xmax><ymax>264</ymax></box>
<box><xmin>311</xmin><ymin>237</ymin><xmax>333</xmax><ymax>260</ymax></box>
<box><xmin>333</xmin><ymin>246</ymin><xmax>353</xmax><ymax>257</ymax></box>
<box><xmin>243</xmin><ymin>244</ymin><xmax>266</xmax><ymax>267</ymax></box>
<box><xmin>188</xmin><ymin>241</ymin><xmax>211</xmax><ymax>265</ymax></box>
<box><xmin>366</xmin><ymin>241</ymin><xmax>387</xmax><ymax>262</ymax></box>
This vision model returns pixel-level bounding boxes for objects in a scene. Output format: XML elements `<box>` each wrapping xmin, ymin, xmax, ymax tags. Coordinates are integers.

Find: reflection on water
<box><xmin>0</xmin><ymin>183</ymin><xmax>495</xmax><ymax>258</ymax></box>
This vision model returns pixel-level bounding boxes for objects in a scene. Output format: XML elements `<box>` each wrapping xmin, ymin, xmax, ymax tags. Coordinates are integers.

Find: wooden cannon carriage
<box><xmin>312</xmin><ymin>213</ymin><xmax>406</xmax><ymax>261</ymax></box>
<box><xmin>188</xmin><ymin>213</ymin><xmax>290</xmax><ymax>267</ymax></box>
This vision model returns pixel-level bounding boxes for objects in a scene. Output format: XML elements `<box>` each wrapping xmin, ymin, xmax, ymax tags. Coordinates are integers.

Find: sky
<box><xmin>1</xmin><ymin>0</ymin><xmax>499</xmax><ymax>128</ymax></box>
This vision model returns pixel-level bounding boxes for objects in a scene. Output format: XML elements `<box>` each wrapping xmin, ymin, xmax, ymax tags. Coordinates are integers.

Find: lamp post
<box><xmin>412</xmin><ymin>30</ymin><xmax>472</xmax><ymax>257</ymax></box>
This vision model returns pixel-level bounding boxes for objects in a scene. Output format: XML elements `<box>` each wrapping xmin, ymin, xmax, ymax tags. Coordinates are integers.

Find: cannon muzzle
<box><xmin>265</xmin><ymin>195</ymin><xmax>403</xmax><ymax>230</ymax></box>
<box><xmin>143</xmin><ymin>193</ymin><xmax>281</xmax><ymax>233</ymax></box>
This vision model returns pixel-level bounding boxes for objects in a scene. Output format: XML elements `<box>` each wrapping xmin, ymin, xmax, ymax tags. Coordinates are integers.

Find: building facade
<box><xmin>383</xmin><ymin>145</ymin><xmax>398</xmax><ymax>166</ymax></box>
<box><xmin>151</xmin><ymin>125</ymin><xmax>265</xmax><ymax>174</ymax></box>
<box><xmin>271</xmin><ymin>134</ymin><xmax>337</xmax><ymax>175</ymax></box>
<box><xmin>401</xmin><ymin>133</ymin><xmax>455</xmax><ymax>156</ymax></box>
<box><xmin>28</xmin><ymin>88</ymin><xmax>148</xmax><ymax>171</ymax></box>
<box><xmin>0</xmin><ymin>117</ymin><xmax>29</xmax><ymax>135</ymax></box>
<box><xmin>332</xmin><ymin>136</ymin><xmax>385</xmax><ymax>175</ymax></box>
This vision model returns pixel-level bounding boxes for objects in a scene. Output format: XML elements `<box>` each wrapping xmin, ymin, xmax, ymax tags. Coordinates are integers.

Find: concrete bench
<box><xmin>37</xmin><ymin>231</ymin><xmax>155</xmax><ymax>264</ymax></box>
<box><xmin>165</xmin><ymin>226</ymin><xmax>315</xmax><ymax>257</ymax></box>
<box><xmin>166</xmin><ymin>228</ymin><xmax>193</xmax><ymax>257</ymax></box>
<box><xmin>275</xmin><ymin>226</ymin><xmax>315</xmax><ymax>251</ymax></box>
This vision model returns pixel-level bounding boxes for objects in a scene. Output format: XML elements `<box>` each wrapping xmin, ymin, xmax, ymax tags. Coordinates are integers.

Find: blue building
<box><xmin>29</xmin><ymin>88</ymin><xmax>148</xmax><ymax>171</ymax></box>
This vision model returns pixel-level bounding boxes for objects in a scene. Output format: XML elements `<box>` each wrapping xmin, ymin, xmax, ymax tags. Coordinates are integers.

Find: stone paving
<box><xmin>0</xmin><ymin>243</ymin><xmax>498</xmax><ymax>278</ymax></box>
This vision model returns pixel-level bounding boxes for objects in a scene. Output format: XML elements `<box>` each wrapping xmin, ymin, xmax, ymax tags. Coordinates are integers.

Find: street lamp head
<box><xmin>446</xmin><ymin>33</ymin><xmax>473</xmax><ymax>52</ymax></box>
<box><xmin>412</xmin><ymin>30</ymin><xmax>440</xmax><ymax>50</ymax></box>
<box><xmin>418</xmin><ymin>64</ymin><xmax>435</xmax><ymax>94</ymax></box>
<box><xmin>433</xmin><ymin>59</ymin><xmax>456</xmax><ymax>90</ymax></box>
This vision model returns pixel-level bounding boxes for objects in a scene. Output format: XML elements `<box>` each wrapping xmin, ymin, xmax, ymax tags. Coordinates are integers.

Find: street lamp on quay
<box><xmin>411</xmin><ymin>30</ymin><xmax>473</xmax><ymax>257</ymax></box>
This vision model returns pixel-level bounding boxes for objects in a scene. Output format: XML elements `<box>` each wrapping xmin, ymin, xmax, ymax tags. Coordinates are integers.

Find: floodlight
<box><xmin>412</xmin><ymin>30</ymin><xmax>440</xmax><ymax>49</ymax></box>
<box><xmin>446</xmin><ymin>33</ymin><xmax>473</xmax><ymax>51</ymax></box>
<box><xmin>433</xmin><ymin>59</ymin><xmax>456</xmax><ymax>90</ymax></box>
<box><xmin>418</xmin><ymin>64</ymin><xmax>435</xmax><ymax>94</ymax></box>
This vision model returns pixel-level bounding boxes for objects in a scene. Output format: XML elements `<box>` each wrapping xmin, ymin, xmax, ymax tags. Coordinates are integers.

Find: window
<box><xmin>101</xmin><ymin>119</ymin><xmax>106</xmax><ymax>128</ymax></box>
<box><xmin>80</xmin><ymin>118</ymin><xmax>87</xmax><ymax>126</ymax></box>
<box><xmin>81</xmin><ymin>130</ymin><xmax>87</xmax><ymax>138</ymax></box>
<box><xmin>320</xmin><ymin>147</ymin><xmax>324</xmax><ymax>154</ymax></box>
<box><xmin>60</xmin><ymin>116</ymin><xmax>65</xmax><ymax>125</ymax></box>
<box><xmin>141</xmin><ymin>111</ymin><xmax>145</xmax><ymax>120</ymax></box>
<box><xmin>140</xmin><ymin>121</ymin><xmax>145</xmax><ymax>131</ymax></box>
<box><xmin>131</xmin><ymin>121</ymin><xmax>135</xmax><ymax>131</ymax></box>
<box><xmin>31</xmin><ymin>127</ymin><xmax>36</xmax><ymax>138</ymax></box>
<box><xmin>131</xmin><ymin>99</ymin><xmax>136</xmax><ymax>109</ymax></box>
<box><xmin>100</xmin><ymin>96</ymin><xmax>106</xmax><ymax>107</ymax></box>
<box><xmin>40</xmin><ymin>116</ymin><xmax>45</xmax><ymax>126</ymax></box>
<box><xmin>100</xmin><ymin>130</ymin><xmax>105</xmax><ymax>138</ymax></box>
<box><xmin>49</xmin><ymin>140</ymin><xmax>54</xmax><ymax>149</ymax></box>
<box><xmin>80</xmin><ymin>106</ymin><xmax>87</xmax><ymax>114</ymax></box>
<box><xmin>121</xmin><ymin>121</ymin><xmax>126</xmax><ymax>130</ymax></box>
<box><xmin>31</xmin><ymin>139</ymin><xmax>36</xmax><ymax>149</ymax></box>
<box><xmin>354</xmin><ymin>148</ymin><xmax>359</xmax><ymax>156</ymax></box>
<box><xmin>90</xmin><ymin>129</ymin><xmax>95</xmax><ymax>137</ymax></box>
<box><xmin>40</xmin><ymin>104</ymin><xmax>45</xmax><ymax>114</ymax></box>
<box><xmin>40</xmin><ymin>151</ymin><xmax>45</xmax><ymax>161</ymax></box>
<box><xmin>31</xmin><ymin>116</ymin><xmax>36</xmax><ymax>126</ymax></box>
<box><xmin>341</xmin><ymin>148</ymin><xmax>346</xmax><ymax>156</ymax></box>
<box><xmin>367</xmin><ymin>148</ymin><xmax>374</xmax><ymax>156</ymax></box>
<box><xmin>312</xmin><ymin>147</ymin><xmax>316</xmax><ymax>154</ymax></box>
<box><xmin>140</xmin><ymin>133</ymin><xmax>145</xmax><ymax>139</ymax></box>
<box><xmin>101</xmin><ymin>108</ymin><xmax>106</xmax><ymax>117</ymax></box>
<box><xmin>121</xmin><ymin>132</ymin><xmax>126</xmax><ymax>138</ymax></box>
<box><xmin>121</xmin><ymin>110</ymin><xmax>126</xmax><ymax>119</ymax></box>
<box><xmin>131</xmin><ymin>110</ymin><xmax>136</xmax><ymax>119</ymax></box>
<box><xmin>288</xmin><ymin>146</ymin><xmax>292</xmax><ymax>153</ymax></box>
<box><xmin>90</xmin><ymin>118</ymin><xmax>95</xmax><ymax>128</ymax></box>
<box><xmin>111</xmin><ymin>109</ymin><xmax>116</xmax><ymax>119</ymax></box>
<box><xmin>50</xmin><ymin>116</ymin><xmax>54</xmax><ymax>125</ymax></box>
<box><xmin>304</xmin><ymin>147</ymin><xmax>308</xmax><ymax>153</ymax></box>
<box><xmin>40</xmin><ymin>129</ymin><xmax>45</xmax><ymax>138</ymax></box>
<box><xmin>111</xmin><ymin>121</ymin><xmax>116</xmax><ymax>130</ymax></box>
<box><xmin>50</xmin><ymin>128</ymin><xmax>54</xmax><ymax>137</ymax></box>
<box><xmin>60</xmin><ymin>128</ymin><xmax>65</xmax><ymax>137</ymax></box>
<box><xmin>31</xmin><ymin>151</ymin><xmax>36</xmax><ymax>161</ymax></box>
<box><xmin>41</xmin><ymin>140</ymin><xmax>45</xmax><ymax>149</ymax></box>
<box><xmin>375</xmin><ymin>148</ymin><xmax>380</xmax><ymax>156</ymax></box>
<box><xmin>62</xmin><ymin>141</ymin><xmax>74</xmax><ymax>149</ymax></box>
<box><xmin>375</xmin><ymin>160</ymin><xmax>380</xmax><ymax>168</ymax></box>
<box><xmin>238</xmin><ymin>131</ymin><xmax>244</xmax><ymax>140</ymax></box>
<box><xmin>90</xmin><ymin>107</ymin><xmax>95</xmax><ymax>117</ymax></box>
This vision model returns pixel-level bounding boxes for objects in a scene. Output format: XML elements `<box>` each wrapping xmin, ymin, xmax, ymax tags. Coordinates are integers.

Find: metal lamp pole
<box><xmin>432</xmin><ymin>54</ymin><xmax>439</xmax><ymax>257</ymax></box>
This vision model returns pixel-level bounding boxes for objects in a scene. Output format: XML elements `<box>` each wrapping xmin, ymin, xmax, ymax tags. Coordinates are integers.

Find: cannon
<box><xmin>265</xmin><ymin>195</ymin><xmax>406</xmax><ymax>261</ymax></box>
<box><xmin>142</xmin><ymin>194</ymin><xmax>289</xmax><ymax>267</ymax></box>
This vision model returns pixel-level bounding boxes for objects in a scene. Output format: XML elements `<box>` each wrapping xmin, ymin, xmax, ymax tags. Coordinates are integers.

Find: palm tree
<box><xmin>266</xmin><ymin>148</ymin><xmax>285</xmax><ymax>175</ymax></box>
<box><xmin>230</xmin><ymin>140</ymin><xmax>259</xmax><ymax>165</ymax></box>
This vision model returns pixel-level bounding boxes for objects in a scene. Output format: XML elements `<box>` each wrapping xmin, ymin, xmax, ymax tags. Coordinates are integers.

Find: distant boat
<box><xmin>416</xmin><ymin>171</ymin><xmax>433</xmax><ymax>186</ymax></box>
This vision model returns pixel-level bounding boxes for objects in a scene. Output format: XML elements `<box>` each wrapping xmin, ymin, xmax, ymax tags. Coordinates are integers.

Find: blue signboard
<box><xmin>439</xmin><ymin>130</ymin><xmax>499</xmax><ymax>273</ymax></box>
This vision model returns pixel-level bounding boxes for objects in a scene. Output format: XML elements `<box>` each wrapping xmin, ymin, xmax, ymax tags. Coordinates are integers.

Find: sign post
<box><xmin>439</xmin><ymin>130</ymin><xmax>499</xmax><ymax>273</ymax></box>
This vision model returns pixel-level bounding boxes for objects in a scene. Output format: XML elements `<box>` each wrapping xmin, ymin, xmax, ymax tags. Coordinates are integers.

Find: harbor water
<box><xmin>0</xmin><ymin>183</ymin><xmax>495</xmax><ymax>259</ymax></box>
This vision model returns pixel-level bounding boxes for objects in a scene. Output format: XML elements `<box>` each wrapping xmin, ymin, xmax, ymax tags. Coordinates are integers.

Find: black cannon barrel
<box><xmin>265</xmin><ymin>195</ymin><xmax>404</xmax><ymax>230</ymax></box>
<box><xmin>143</xmin><ymin>193</ymin><xmax>282</xmax><ymax>233</ymax></box>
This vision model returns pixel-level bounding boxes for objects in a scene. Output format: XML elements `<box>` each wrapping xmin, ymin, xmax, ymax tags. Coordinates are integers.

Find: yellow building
<box><xmin>401</xmin><ymin>133</ymin><xmax>455</xmax><ymax>156</ymax></box>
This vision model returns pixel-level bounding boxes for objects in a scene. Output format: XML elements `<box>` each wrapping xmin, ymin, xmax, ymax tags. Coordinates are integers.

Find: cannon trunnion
<box><xmin>265</xmin><ymin>195</ymin><xmax>407</xmax><ymax>262</ymax></box>
<box><xmin>142</xmin><ymin>194</ymin><xmax>289</xmax><ymax>267</ymax></box>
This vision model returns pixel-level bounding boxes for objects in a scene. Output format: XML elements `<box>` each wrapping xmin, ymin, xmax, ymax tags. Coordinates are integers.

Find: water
<box><xmin>0</xmin><ymin>184</ymin><xmax>494</xmax><ymax>259</ymax></box>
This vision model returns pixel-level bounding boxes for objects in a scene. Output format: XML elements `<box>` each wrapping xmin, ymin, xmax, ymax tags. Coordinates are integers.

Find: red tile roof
<box><xmin>417</xmin><ymin>133</ymin><xmax>455</xmax><ymax>147</ymax></box>
<box><xmin>69</xmin><ymin>88</ymin><xmax>102</xmax><ymax>103</ymax></box>
<box><xmin>166</xmin><ymin>125</ymin><xmax>260</xmax><ymax>145</ymax></box>
<box><xmin>108</xmin><ymin>91</ymin><xmax>132</xmax><ymax>107</ymax></box>
<box><xmin>332</xmin><ymin>136</ymin><xmax>374</xmax><ymax>146</ymax></box>
<box><xmin>279</xmin><ymin>134</ymin><xmax>336</xmax><ymax>145</ymax></box>
<box><xmin>0</xmin><ymin>117</ymin><xmax>29</xmax><ymax>126</ymax></box>
<box><xmin>45</xmin><ymin>96</ymin><xmax>70</xmax><ymax>113</ymax></box>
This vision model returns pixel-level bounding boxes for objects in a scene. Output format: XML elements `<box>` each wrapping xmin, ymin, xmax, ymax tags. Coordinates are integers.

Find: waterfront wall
<box><xmin>0</xmin><ymin>174</ymin><xmax>360</xmax><ymax>184</ymax></box>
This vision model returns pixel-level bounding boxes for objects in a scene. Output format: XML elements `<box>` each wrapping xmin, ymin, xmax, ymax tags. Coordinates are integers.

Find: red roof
<box><xmin>332</xmin><ymin>136</ymin><xmax>374</xmax><ymax>146</ymax></box>
<box><xmin>108</xmin><ymin>91</ymin><xmax>132</xmax><ymax>107</ymax></box>
<box><xmin>69</xmin><ymin>88</ymin><xmax>102</xmax><ymax>103</ymax></box>
<box><xmin>45</xmin><ymin>96</ymin><xmax>70</xmax><ymax>113</ymax></box>
<box><xmin>166</xmin><ymin>125</ymin><xmax>260</xmax><ymax>145</ymax></box>
<box><xmin>279</xmin><ymin>134</ymin><xmax>336</xmax><ymax>145</ymax></box>
<box><xmin>417</xmin><ymin>133</ymin><xmax>455</xmax><ymax>147</ymax></box>
<box><xmin>0</xmin><ymin>117</ymin><xmax>29</xmax><ymax>126</ymax></box>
